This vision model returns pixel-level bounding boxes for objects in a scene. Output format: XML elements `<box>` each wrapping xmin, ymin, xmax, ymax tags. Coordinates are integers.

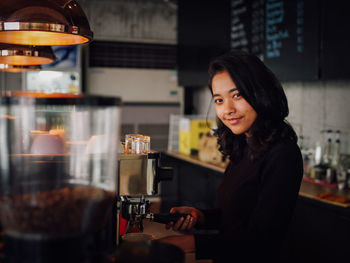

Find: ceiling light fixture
<box><xmin>0</xmin><ymin>64</ymin><xmax>41</xmax><ymax>73</ymax></box>
<box><xmin>0</xmin><ymin>0</ymin><xmax>93</xmax><ymax>46</ymax></box>
<box><xmin>0</xmin><ymin>43</ymin><xmax>55</xmax><ymax>66</ymax></box>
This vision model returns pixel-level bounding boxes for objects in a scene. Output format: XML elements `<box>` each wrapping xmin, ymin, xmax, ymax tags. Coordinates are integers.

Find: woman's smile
<box><xmin>226</xmin><ymin>116</ymin><xmax>243</xmax><ymax>125</ymax></box>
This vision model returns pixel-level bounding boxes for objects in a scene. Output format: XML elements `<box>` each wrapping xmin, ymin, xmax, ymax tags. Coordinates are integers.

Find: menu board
<box><xmin>320</xmin><ymin>0</ymin><xmax>350</xmax><ymax>79</ymax></box>
<box><xmin>178</xmin><ymin>0</ymin><xmax>350</xmax><ymax>86</ymax></box>
<box><xmin>231</xmin><ymin>0</ymin><xmax>265</xmax><ymax>59</ymax></box>
<box><xmin>178</xmin><ymin>0</ymin><xmax>231</xmax><ymax>86</ymax></box>
<box><xmin>231</xmin><ymin>0</ymin><xmax>319</xmax><ymax>81</ymax></box>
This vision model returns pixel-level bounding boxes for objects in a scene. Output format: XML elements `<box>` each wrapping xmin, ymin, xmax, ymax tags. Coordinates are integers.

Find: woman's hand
<box><xmin>157</xmin><ymin>235</ymin><xmax>195</xmax><ymax>253</ymax></box>
<box><xmin>165</xmin><ymin>206</ymin><xmax>204</xmax><ymax>231</ymax></box>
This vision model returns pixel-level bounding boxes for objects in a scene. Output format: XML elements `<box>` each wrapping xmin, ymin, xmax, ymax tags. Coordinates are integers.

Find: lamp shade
<box><xmin>0</xmin><ymin>43</ymin><xmax>55</xmax><ymax>65</ymax></box>
<box><xmin>0</xmin><ymin>64</ymin><xmax>41</xmax><ymax>73</ymax></box>
<box><xmin>0</xmin><ymin>0</ymin><xmax>93</xmax><ymax>46</ymax></box>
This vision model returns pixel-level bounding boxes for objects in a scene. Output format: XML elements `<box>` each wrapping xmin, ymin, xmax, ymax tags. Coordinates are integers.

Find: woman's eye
<box><xmin>214</xmin><ymin>98</ymin><xmax>223</xmax><ymax>104</ymax></box>
<box><xmin>233</xmin><ymin>93</ymin><xmax>241</xmax><ymax>98</ymax></box>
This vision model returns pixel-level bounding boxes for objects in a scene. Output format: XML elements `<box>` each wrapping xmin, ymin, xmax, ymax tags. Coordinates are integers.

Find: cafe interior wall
<box><xmin>193</xmin><ymin>80</ymin><xmax>350</xmax><ymax>155</ymax></box>
<box><xmin>81</xmin><ymin>0</ymin><xmax>182</xmax><ymax>151</ymax></box>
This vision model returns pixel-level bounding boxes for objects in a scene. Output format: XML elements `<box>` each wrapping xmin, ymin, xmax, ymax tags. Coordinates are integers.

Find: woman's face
<box><xmin>212</xmin><ymin>70</ymin><xmax>257</xmax><ymax>136</ymax></box>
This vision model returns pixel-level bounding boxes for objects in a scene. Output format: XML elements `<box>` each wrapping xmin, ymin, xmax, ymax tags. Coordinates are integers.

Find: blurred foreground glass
<box><xmin>0</xmin><ymin>94</ymin><xmax>121</xmax><ymax>260</ymax></box>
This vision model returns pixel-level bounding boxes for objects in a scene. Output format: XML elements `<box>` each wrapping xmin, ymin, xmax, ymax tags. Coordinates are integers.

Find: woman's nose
<box><xmin>223</xmin><ymin>100</ymin><xmax>236</xmax><ymax>114</ymax></box>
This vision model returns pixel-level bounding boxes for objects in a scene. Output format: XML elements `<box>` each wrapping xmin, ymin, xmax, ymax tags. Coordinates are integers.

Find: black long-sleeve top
<box><xmin>194</xmin><ymin>140</ymin><xmax>303</xmax><ymax>262</ymax></box>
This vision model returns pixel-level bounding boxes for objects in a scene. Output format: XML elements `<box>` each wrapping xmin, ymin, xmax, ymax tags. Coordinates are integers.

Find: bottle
<box><xmin>132</xmin><ymin>136</ymin><xmax>143</xmax><ymax>154</ymax></box>
<box><xmin>310</xmin><ymin>141</ymin><xmax>323</xmax><ymax>180</ymax></box>
<box><xmin>331</xmin><ymin>130</ymin><xmax>341</xmax><ymax>169</ymax></box>
<box><xmin>124</xmin><ymin>134</ymin><xmax>134</xmax><ymax>153</ymax></box>
<box><xmin>314</xmin><ymin>141</ymin><xmax>323</xmax><ymax>166</ymax></box>
<box><xmin>142</xmin><ymin>135</ymin><xmax>151</xmax><ymax>153</ymax></box>
<box><xmin>125</xmin><ymin>134</ymin><xmax>142</xmax><ymax>154</ymax></box>
<box><xmin>325</xmin><ymin>130</ymin><xmax>341</xmax><ymax>184</ymax></box>
<box><xmin>322</xmin><ymin>130</ymin><xmax>333</xmax><ymax>166</ymax></box>
<box><xmin>336</xmin><ymin>159</ymin><xmax>347</xmax><ymax>190</ymax></box>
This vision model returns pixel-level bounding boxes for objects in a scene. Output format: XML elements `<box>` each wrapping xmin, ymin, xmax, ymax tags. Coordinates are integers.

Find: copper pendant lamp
<box><xmin>0</xmin><ymin>43</ymin><xmax>55</xmax><ymax>66</ymax></box>
<box><xmin>0</xmin><ymin>64</ymin><xmax>41</xmax><ymax>73</ymax></box>
<box><xmin>0</xmin><ymin>0</ymin><xmax>93</xmax><ymax>46</ymax></box>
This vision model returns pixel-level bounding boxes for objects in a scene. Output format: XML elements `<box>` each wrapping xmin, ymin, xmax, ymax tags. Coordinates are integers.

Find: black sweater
<box><xmin>194</xmin><ymin>140</ymin><xmax>303</xmax><ymax>262</ymax></box>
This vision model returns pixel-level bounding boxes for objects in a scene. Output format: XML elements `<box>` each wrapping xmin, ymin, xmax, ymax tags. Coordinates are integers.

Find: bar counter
<box><xmin>163</xmin><ymin>151</ymin><xmax>350</xmax><ymax>208</ymax></box>
<box><xmin>160</xmin><ymin>151</ymin><xmax>350</xmax><ymax>263</ymax></box>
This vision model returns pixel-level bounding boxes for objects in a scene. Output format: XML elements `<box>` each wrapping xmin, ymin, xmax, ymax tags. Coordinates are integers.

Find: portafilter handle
<box><xmin>146</xmin><ymin>213</ymin><xmax>191</xmax><ymax>224</ymax></box>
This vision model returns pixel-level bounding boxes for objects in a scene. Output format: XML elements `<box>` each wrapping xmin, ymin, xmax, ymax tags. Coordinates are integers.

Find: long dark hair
<box><xmin>208</xmin><ymin>50</ymin><xmax>297</xmax><ymax>161</ymax></box>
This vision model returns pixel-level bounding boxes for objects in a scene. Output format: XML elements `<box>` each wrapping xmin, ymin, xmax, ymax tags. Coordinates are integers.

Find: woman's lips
<box><xmin>226</xmin><ymin>117</ymin><xmax>242</xmax><ymax>125</ymax></box>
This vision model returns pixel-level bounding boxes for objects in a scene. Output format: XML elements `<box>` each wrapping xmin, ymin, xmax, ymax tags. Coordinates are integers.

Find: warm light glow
<box><xmin>4</xmin><ymin>91</ymin><xmax>83</xmax><ymax>98</ymax></box>
<box><xmin>4</xmin><ymin>22</ymin><xmax>20</xmax><ymax>30</ymax></box>
<box><xmin>0</xmin><ymin>114</ymin><xmax>16</xmax><ymax>120</ymax></box>
<box><xmin>0</xmin><ymin>1</ymin><xmax>93</xmax><ymax>46</ymax></box>
<box><xmin>0</xmin><ymin>55</ymin><xmax>53</xmax><ymax>65</ymax></box>
<box><xmin>0</xmin><ymin>44</ymin><xmax>55</xmax><ymax>66</ymax></box>
<box><xmin>10</xmin><ymin>153</ymin><xmax>67</xmax><ymax>157</ymax></box>
<box><xmin>0</xmin><ymin>64</ymin><xmax>41</xmax><ymax>73</ymax></box>
<box><xmin>0</xmin><ymin>31</ymin><xmax>90</xmax><ymax>46</ymax></box>
<box><xmin>2</xmin><ymin>67</ymin><xmax>35</xmax><ymax>73</ymax></box>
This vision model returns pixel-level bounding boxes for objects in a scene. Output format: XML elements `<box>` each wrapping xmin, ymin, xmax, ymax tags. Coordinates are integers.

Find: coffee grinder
<box><xmin>0</xmin><ymin>94</ymin><xmax>122</xmax><ymax>263</ymax></box>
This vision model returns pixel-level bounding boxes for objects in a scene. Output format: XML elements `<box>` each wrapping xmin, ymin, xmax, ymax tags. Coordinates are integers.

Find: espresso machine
<box><xmin>0</xmin><ymin>94</ymin><xmax>122</xmax><ymax>263</ymax></box>
<box><xmin>117</xmin><ymin>150</ymin><xmax>181</xmax><ymax>245</ymax></box>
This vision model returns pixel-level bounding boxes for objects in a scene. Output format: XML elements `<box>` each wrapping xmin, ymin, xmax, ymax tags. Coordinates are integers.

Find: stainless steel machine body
<box><xmin>118</xmin><ymin>153</ymin><xmax>158</xmax><ymax>196</ymax></box>
<box><xmin>116</xmin><ymin>152</ymin><xmax>173</xmax><ymax>245</ymax></box>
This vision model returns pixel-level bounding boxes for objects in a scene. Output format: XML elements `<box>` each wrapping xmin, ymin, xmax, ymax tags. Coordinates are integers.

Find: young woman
<box><xmin>159</xmin><ymin>50</ymin><xmax>303</xmax><ymax>262</ymax></box>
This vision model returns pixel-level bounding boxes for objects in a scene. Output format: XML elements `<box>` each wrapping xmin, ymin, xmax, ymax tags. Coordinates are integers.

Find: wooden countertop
<box><xmin>299</xmin><ymin>180</ymin><xmax>350</xmax><ymax>207</ymax></box>
<box><xmin>164</xmin><ymin>151</ymin><xmax>350</xmax><ymax>208</ymax></box>
<box><xmin>142</xmin><ymin>220</ymin><xmax>212</xmax><ymax>263</ymax></box>
<box><xmin>165</xmin><ymin>151</ymin><xmax>225</xmax><ymax>173</ymax></box>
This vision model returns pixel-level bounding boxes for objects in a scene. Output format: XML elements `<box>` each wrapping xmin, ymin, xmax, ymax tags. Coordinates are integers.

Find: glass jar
<box><xmin>132</xmin><ymin>135</ymin><xmax>143</xmax><ymax>154</ymax></box>
<box><xmin>125</xmin><ymin>134</ymin><xmax>136</xmax><ymax>154</ymax></box>
<box><xmin>142</xmin><ymin>135</ymin><xmax>151</xmax><ymax>153</ymax></box>
<box><xmin>0</xmin><ymin>94</ymin><xmax>121</xmax><ymax>243</ymax></box>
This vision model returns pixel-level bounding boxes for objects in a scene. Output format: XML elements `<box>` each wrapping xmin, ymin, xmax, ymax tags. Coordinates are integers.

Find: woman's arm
<box><xmin>165</xmin><ymin>206</ymin><xmax>221</xmax><ymax>231</ymax></box>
